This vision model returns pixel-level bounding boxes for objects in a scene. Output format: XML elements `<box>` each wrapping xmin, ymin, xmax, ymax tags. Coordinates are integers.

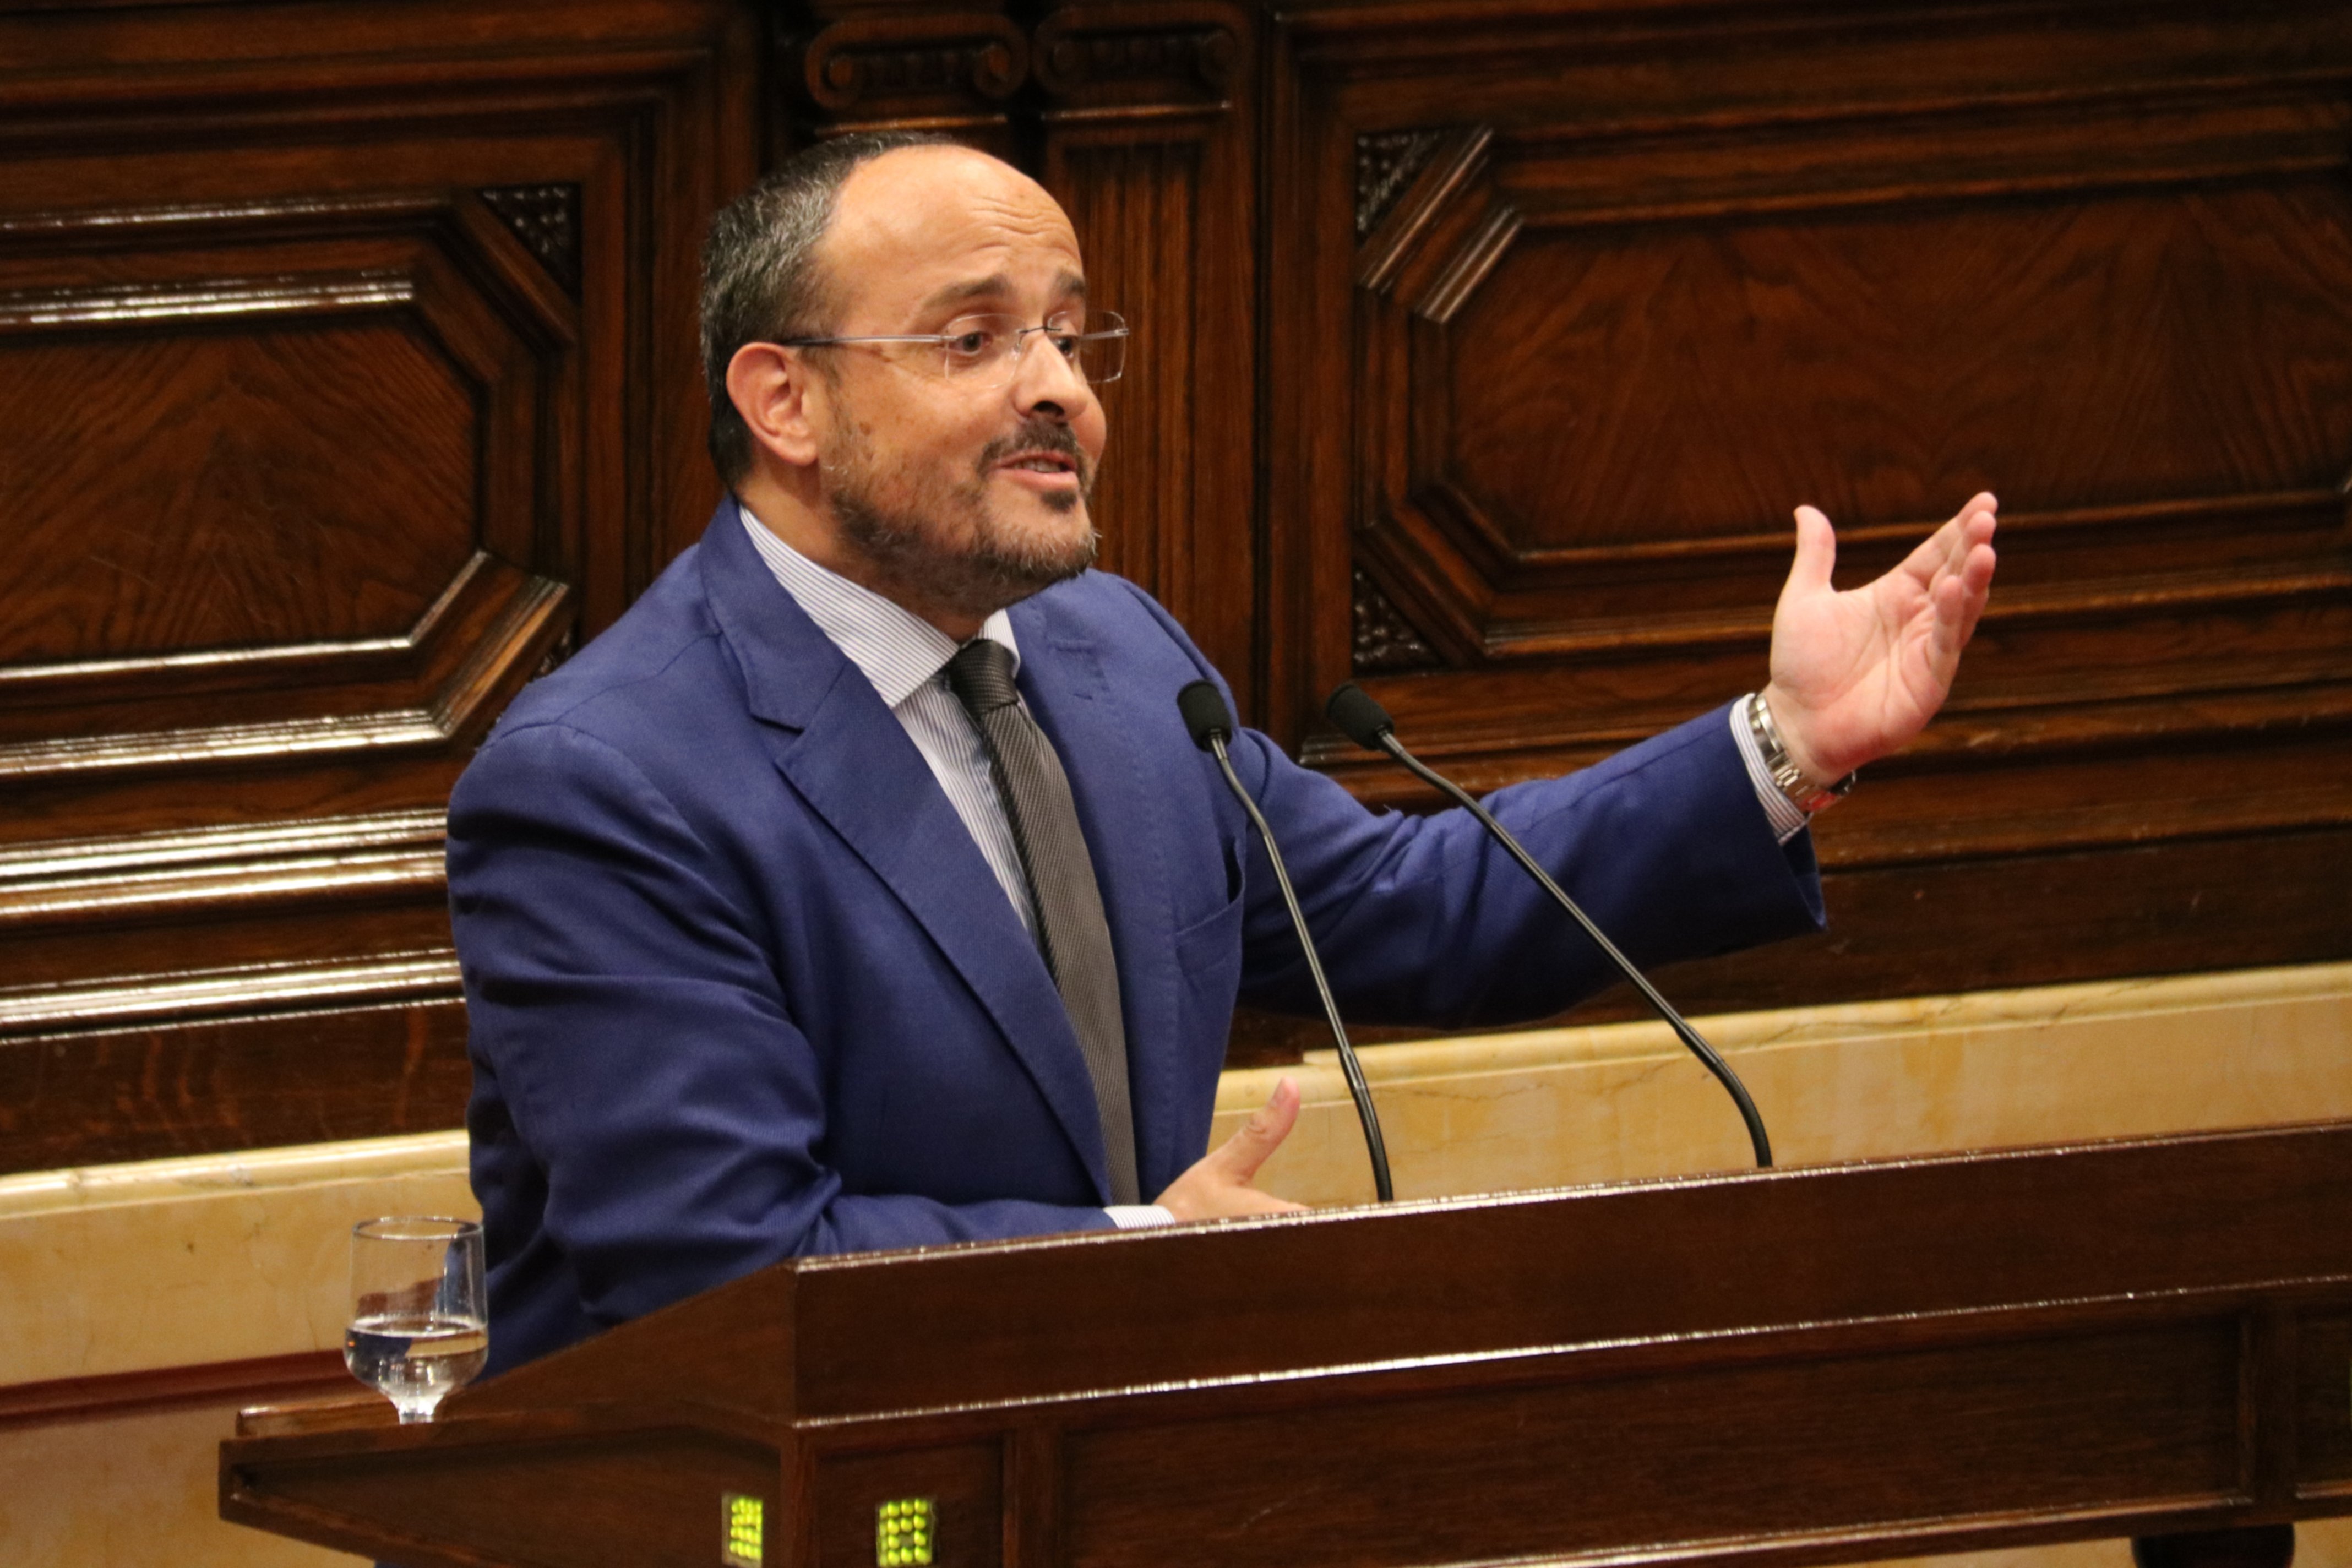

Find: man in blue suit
<box><xmin>448</xmin><ymin>134</ymin><xmax>1999</xmax><ymax>1374</ymax></box>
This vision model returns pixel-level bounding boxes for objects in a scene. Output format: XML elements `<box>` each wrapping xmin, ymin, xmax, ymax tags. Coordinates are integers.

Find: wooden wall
<box><xmin>1255</xmin><ymin>0</ymin><xmax>2352</xmax><ymax>1044</ymax></box>
<box><xmin>0</xmin><ymin>0</ymin><xmax>756</xmax><ymax>1170</ymax></box>
<box><xmin>2</xmin><ymin>0</ymin><xmax>2346</xmax><ymax>1172</ymax></box>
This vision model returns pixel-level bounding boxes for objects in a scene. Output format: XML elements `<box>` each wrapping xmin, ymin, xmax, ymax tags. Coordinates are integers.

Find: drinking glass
<box><xmin>345</xmin><ymin>1216</ymin><xmax>487</xmax><ymax>1424</ymax></box>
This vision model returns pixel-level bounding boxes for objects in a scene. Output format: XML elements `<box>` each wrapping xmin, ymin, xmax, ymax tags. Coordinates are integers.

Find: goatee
<box><xmin>827</xmin><ymin>416</ymin><xmax>1100</xmax><ymax>624</ymax></box>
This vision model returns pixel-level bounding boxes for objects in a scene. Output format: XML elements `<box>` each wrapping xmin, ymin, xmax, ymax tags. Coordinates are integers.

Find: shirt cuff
<box><xmin>1106</xmin><ymin>1204</ymin><xmax>1177</xmax><ymax>1229</ymax></box>
<box><xmin>1730</xmin><ymin>697</ymin><xmax>1812</xmax><ymax>846</ymax></box>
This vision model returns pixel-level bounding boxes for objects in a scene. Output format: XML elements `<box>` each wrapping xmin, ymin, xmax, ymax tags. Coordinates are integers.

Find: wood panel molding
<box><xmin>0</xmin><ymin>954</ymin><xmax>459</xmax><ymax>1035</ymax></box>
<box><xmin>1349</xmin><ymin>565</ymin><xmax>1440</xmax><ymax>674</ymax></box>
<box><xmin>1034</xmin><ymin>0</ymin><xmax>1259</xmax><ymax>695</ymax></box>
<box><xmin>783</xmin><ymin>8</ymin><xmax>1030</xmax><ymax>139</ymax></box>
<box><xmin>0</xmin><ymin>1351</ymin><xmax>347</xmax><ymax>1434</ymax></box>
<box><xmin>476</xmin><ymin>184</ymin><xmax>582</xmax><ymax>296</ymax></box>
<box><xmin>1245</xmin><ymin>0</ymin><xmax>2352</xmax><ymax>1041</ymax></box>
<box><xmin>1355</xmin><ymin>128</ymin><xmax>1445</xmax><ymax>238</ymax></box>
<box><xmin>2</xmin><ymin>0</ymin><xmax>2343</xmax><ymax>1116</ymax></box>
<box><xmin>1032</xmin><ymin>6</ymin><xmax>1240</xmax><ymax>104</ymax></box>
<box><xmin>1344</xmin><ymin>114</ymin><xmax>2352</xmax><ymax>672</ymax></box>
<box><xmin>0</xmin><ymin>192</ymin><xmax>574</xmax><ymax>729</ymax></box>
<box><xmin>0</xmin><ymin>0</ymin><xmax>756</xmax><ymax>1167</ymax></box>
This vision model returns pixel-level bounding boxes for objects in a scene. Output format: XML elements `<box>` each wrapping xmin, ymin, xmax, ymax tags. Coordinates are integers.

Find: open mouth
<box><xmin>996</xmin><ymin>451</ymin><xmax>1079</xmax><ymax>477</ymax></box>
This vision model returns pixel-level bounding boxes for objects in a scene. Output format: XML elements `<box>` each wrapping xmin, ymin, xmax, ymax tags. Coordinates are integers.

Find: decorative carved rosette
<box><xmin>1031</xmin><ymin>4</ymin><xmax>1244</xmax><ymax>115</ymax></box>
<box><xmin>1355</xmin><ymin>129</ymin><xmax>1444</xmax><ymax>238</ymax></box>
<box><xmin>1351</xmin><ymin>567</ymin><xmax>1441</xmax><ymax>674</ymax></box>
<box><xmin>785</xmin><ymin>10</ymin><xmax>1030</xmax><ymax>132</ymax></box>
<box><xmin>478</xmin><ymin>184</ymin><xmax>582</xmax><ymax>295</ymax></box>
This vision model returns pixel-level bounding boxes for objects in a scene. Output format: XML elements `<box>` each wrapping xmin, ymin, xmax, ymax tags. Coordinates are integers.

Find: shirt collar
<box><xmin>737</xmin><ymin>500</ymin><xmax>1020</xmax><ymax>709</ymax></box>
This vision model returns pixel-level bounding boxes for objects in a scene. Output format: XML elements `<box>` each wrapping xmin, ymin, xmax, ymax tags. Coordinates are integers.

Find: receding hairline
<box><xmin>808</xmin><ymin>144</ymin><xmax>1084</xmax><ymax>323</ymax></box>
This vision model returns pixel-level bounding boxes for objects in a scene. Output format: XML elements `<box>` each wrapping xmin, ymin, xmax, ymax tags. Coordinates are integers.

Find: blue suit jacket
<box><xmin>449</xmin><ymin>505</ymin><xmax>1825</xmax><ymax>1373</ymax></box>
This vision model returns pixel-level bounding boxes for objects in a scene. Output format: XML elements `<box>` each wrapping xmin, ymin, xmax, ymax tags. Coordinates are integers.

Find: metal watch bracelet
<box><xmin>1745</xmin><ymin>691</ymin><xmax>1856</xmax><ymax>814</ymax></box>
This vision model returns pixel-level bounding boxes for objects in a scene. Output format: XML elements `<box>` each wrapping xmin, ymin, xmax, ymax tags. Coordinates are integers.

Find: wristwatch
<box><xmin>1745</xmin><ymin>691</ymin><xmax>1856</xmax><ymax>814</ymax></box>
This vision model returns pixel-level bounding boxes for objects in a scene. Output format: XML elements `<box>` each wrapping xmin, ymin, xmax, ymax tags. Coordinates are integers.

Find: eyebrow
<box><xmin>916</xmin><ymin>269</ymin><xmax>1089</xmax><ymax>316</ymax></box>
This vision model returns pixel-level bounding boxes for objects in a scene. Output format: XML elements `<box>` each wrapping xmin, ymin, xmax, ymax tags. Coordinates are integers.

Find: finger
<box><xmin>1928</xmin><ymin>571</ymin><xmax>1968</xmax><ymax>672</ymax></box>
<box><xmin>1948</xmin><ymin>494</ymin><xmax>1998</xmax><ymax>569</ymax></box>
<box><xmin>1927</xmin><ymin>533</ymin><xmax>2000</xmax><ymax>666</ymax></box>
<box><xmin>1207</xmin><ymin>1076</ymin><xmax>1301</xmax><ymax>1186</ymax></box>
<box><xmin>1785</xmin><ymin>505</ymin><xmax>1837</xmax><ymax>596</ymax></box>
<box><xmin>1950</xmin><ymin>539</ymin><xmax>1997</xmax><ymax>649</ymax></box>
<box><xmin>1898</xmin><ymin>500</ymin><xmax>1992</xmax><ymax>604</ymax></box>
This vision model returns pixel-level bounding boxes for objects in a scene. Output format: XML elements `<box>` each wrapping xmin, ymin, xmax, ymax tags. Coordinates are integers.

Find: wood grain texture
<box><xmin>1064</xmin><ymin>1326</ymin><xmax>2242</xmax><ymax>1568</ymax></box>
<box><xmin>0</xmin><ymin>0</ymin><xmax>756</xmax><ymax>1168</ymax></box>
<box><xmin>0</xmin><ymin>1351</ymin><xmax>346</xmax><ymax>1434</ymax></box>
<box><xmin>1255</xmin><ymin>0</ymin><xmax>2352</xmax><ymax>1059</ymax></box>
<box><xmin>6</xmin><ymin>0</ymin><xmax>2348</xmax><ymax>1137</ymax></box>
<box><xmin>0</xmin><ymin>323</ymin><xmax>476</xmax><ymax>662</ymax></box>
<box><xmin>221</xmin><ymin>1121</ymin><xmax>2352</xmax><ymax>1568</ymax></box>
<box><xmin>0</xmin><ymin>998</ymin><xmax>470</xmax><ymax>1172</ymax></box>
<box><xmin>1038</xmin><ymin>0</ymin><xmax>1260</xmax><ymax>705</ymax></box>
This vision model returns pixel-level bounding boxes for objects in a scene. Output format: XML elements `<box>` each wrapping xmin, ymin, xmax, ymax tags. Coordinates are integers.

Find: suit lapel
<box><xmin>695</xmin><ymin>508</ymin><xmax>1114</xmax><ymax>1201</ymax></box>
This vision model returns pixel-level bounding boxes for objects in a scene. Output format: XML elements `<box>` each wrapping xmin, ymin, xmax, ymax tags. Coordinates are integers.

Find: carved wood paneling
<box><xmin>1263</xmin><ymin>0</ymin><xmax>2352</xmax><ymax>1035</ymax></box>
<box><xmin>1355</xmin><ymin>128</ymin><xmax>1443</xmax><ymax>238</ymax></box>
<box><xmin>779</xmin><ymin>7</ymin><xmax>1030</xmax><ymax>152</ymax></box>
<box><xmin>0</xmin><ymin>0</ymin><xmax>758</xmax><ymax>1171</ymax></box>
<box><xmin>1351</xmin><ymin>566</ymin><xmax>1439</xmax><ymax>674</ymax></box>
<box><xmin>478</xmin><ymin>184</ymin><xmax>583</xmax><ymax>295</ymax></box>
<box><xmin>6</xmin><ymin>0</ymin><xmax>2346</xmax><ymax>1128</ymax></box>
<box><xmin>1036</xmin><ymin>0</ymin><xmax>1259</xmax><ymax>698</ymax></box>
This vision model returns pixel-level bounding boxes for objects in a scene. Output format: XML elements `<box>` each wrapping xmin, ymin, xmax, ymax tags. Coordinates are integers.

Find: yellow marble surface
<box><xmin>0</xmin><ymin>1132</ymin><xmax>474</xmax><ymax>1387</ymax></box>
<box><xmin>0</xmin><ymin>1399</ymin><xmax>363</xmax><ymax>1566</ymax></box>
<box><xmin>1216</xmin><ymin>962</ymin><xmax>2352</xmax><ymax>1206</ymax></box>
<box><xmin>4</xmin><ymin>960</ymin><xmax>2349</xmax><ymax>1567</ymax></box>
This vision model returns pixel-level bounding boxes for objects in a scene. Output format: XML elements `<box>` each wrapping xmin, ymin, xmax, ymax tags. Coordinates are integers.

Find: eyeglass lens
<box><xmin>946</xmin><ymin>313</ymin><xmax>1126</xmax><ymax>386</ymax></box>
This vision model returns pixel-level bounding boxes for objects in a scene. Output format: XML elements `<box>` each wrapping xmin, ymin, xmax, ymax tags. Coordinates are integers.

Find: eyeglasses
<box><xmin>780</xmin><ymin>311</ymin><xmax>1128</xmax><ymax>388</ymax></box>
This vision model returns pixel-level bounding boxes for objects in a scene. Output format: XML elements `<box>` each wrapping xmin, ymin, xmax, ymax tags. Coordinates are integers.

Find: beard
<box><xmin>823</xmin><ymin>412</ymin><xmax>1101</xmax><ymax>624</ymax></box>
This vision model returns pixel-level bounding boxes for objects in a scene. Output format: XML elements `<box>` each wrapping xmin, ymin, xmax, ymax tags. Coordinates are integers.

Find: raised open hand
<box><xmin>1761</xmin><ymin>492</ymin><xmax>1999</xmax><ymax>785</ymax></box>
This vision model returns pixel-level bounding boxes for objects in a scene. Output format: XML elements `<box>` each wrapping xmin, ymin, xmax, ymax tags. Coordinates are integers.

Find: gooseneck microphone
<box><xmin>1325</xmin><ymin>682</ymin><xmax>1773</xmax><ymax>1169</ymax></box>
<box><xmin>1178</xmin><ymin>680</ymin><xmax>1395</xmax><ymax>1202</ymax></box>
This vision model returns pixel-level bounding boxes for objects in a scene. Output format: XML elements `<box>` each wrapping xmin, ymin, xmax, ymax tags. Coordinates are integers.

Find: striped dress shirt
<box><xmin>739</xmin><ymin>503</ymin><xmax>1041</xmax><ymax>935</ymax></box>
<box><xmin>738</xmin><ymin>503</ymin><xmax>1173</xmax><ymax>1227</ymax></box>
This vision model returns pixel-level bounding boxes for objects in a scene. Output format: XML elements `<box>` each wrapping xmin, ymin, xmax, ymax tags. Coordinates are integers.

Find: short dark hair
<box><xmin>699</xmin><ymin>130</ymin><xmax>952</xmax><ymax>485</ymax></box>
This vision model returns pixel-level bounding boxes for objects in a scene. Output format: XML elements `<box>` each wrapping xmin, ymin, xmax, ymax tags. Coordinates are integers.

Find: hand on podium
<box><xmin>1156</xmin><ymin>1076</ymin><xmax>1308</xmax><ymax>1221</ymax></box>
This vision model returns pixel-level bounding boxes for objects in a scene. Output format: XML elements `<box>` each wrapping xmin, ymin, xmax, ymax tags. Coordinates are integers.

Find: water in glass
<box><xmin>346</xmin><ymin>1216</ymin><xmax>486</xmax><ymax>1423</ymax></box>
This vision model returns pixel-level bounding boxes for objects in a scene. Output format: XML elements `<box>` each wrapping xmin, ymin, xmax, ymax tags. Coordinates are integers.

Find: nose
<box><xmin>1010</xmin><ymin>330</ymin><xmax>1096</xmax><ymax>423</ymax></box>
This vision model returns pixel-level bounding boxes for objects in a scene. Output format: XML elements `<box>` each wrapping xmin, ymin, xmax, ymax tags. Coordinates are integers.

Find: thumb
<box><xmin>1786</xmin><ymin>505</ymin><xmax>1838</xmax><ymax>597</ymax></box>
<box><xmin>1208</xmin><ymin>1076</ymin><xmax>1300</xmax><ymax>1185</ymax></box>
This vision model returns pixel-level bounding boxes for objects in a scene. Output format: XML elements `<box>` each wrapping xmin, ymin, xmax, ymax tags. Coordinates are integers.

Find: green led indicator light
<box><xmin>876</xmin><ymin>1497</ymin><xmax>937</xmax><ymax>1566</ymax></box>
<box><xmin>721</xmin><ymin>1492</ymin><xmax>764</xmax><ymax>1567</ymax></box>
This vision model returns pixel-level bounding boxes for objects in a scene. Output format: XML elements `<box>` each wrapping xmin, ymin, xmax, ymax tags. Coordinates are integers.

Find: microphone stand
<box><xmin>1179</xmin><ymin>681</ymin><xmax>1395</xmax><ymax>1202</ymax></box>
<box><xmin>1327</xmin><ymin>683</ymin><xmax>1773</xmax><ymax>1169</ymax></box>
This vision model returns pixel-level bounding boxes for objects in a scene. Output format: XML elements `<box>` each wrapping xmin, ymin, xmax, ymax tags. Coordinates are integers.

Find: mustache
<box><xmin>977</xmin><ymin>418</ymin><xmax>1093</xmax><ymax>487</ymax></box>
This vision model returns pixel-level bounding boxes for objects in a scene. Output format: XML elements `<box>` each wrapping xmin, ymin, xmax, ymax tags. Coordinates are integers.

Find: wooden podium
<box><xmin>223</xmin><ymin>1121</ymin><xmax>2352</xmax><ymax>1568</ymax></box>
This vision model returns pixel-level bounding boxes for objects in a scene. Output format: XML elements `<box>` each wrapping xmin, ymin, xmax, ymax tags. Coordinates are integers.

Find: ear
<box><xmin>726</xmin><ymin>342</ymin><xmax>827</xmax><ymax>470</ymax></box>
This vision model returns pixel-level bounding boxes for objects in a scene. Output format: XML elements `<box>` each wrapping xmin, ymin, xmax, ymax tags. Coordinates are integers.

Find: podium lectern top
<box><xmin>226</xmin><ymin>1121</ymin><xmax>2352</xmax><ymax>1568</ymax></box>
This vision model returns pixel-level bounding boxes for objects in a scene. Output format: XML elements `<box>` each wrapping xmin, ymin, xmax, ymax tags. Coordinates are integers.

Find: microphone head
<box><xmin>1324</xmin><ymin>682</ymin><xmax>1395</xmax><ymax>750</ymax></box>
<box><xmin>1177</xmin><ymin>680</ymin><xmax>1234</xmax><ymax>751</ymax></box>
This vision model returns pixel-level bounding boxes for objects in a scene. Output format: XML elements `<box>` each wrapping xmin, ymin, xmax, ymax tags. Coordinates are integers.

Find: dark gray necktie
<box><xmin>944</xmin><ymin>638</ymin><xmax>1140</xmax><ymax>1205</ymax></box>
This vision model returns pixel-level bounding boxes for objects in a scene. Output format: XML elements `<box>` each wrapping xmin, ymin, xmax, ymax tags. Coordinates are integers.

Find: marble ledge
<box><xmin>1216</xmin><ymin>960</ymin><xmax>2352</xmax><ymax>1206</ymax></box>
<box><xmin>0</xmin><ymin>1130</ymin><xmax>469</xmax><ymax>1223</ymax></box>
<box><xmin>0</xmin><ymin>1137</ymin><xmax>477</xmax><ymax>1388</ymax></box>
<box><xmin>4</xmin><ymin>959</ymin><xmax>2346</xmax><ymax>1387</ymax></box>
<box><xmin>1221</xmin><ymin>959</ymin><xmax>2352</xmax><ymax>1098</ymax></box>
